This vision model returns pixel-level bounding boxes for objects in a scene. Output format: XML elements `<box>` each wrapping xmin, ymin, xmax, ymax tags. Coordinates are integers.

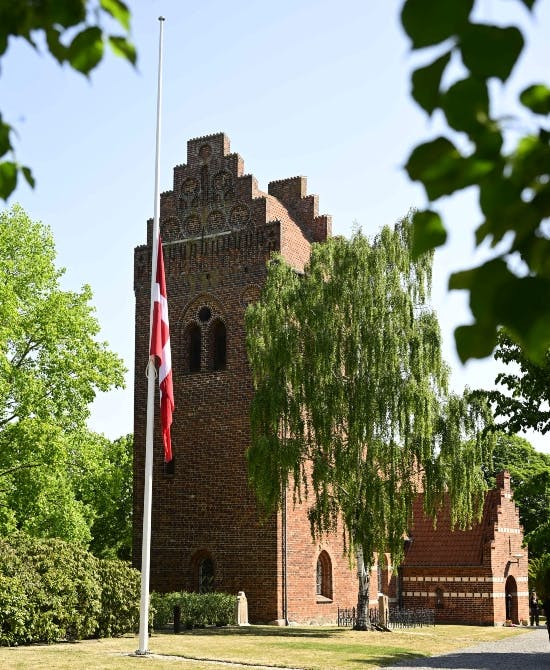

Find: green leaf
<box><xmin>46</xmin><ymin>1</ymin><xmax>87</xmax><ymax>28</ymax></box>
<box><xmin>45</xmin><ymin>28</ymin><xmax>67</xmax><ymax>64</ymax></box>
<box><xmin>460</xmin><ymin>24</ymin><xmax>524</xmax><ymax>82</ymax></box>
<box><xmin>0</xmin><ymin>161</ymin><xmax>17</xmax><ymax>199</ymax></box>
<box><xmin>0</xmin><ymin>119</ymin><xmax>13</xmax><ymax>156</ymax></box>
<box><xmin>455</xmin><ymin>323</ymin><xmax>497</xmax><ymax>362</ymax></box>
<box><xmin>406</xmin><ymin>137</ymin><xmax>493</xmax><ymax>201</ymax></box>
<box><xmin>405</xmin><ymin>136</ymin><xmax>459</xmax><ymax>183</ymax></box>
<box><xmin>520</xmin><ymin>84</ymin><xmax>550</xmax><ymax>115</ymax></box>
<box><xmin>511</xmin><ymin>134</ymin><xmax>550</xmax><ymax>189</ymax></box>
<box><xmin>22</xmin><ymin>166</ymin><xmax>35</xmax><ymax>189</ymax></box>
<box><xmin>441</xmin><ymin>77</ymin><xmax>489</xmax><ymax>134</ymax></box>
<box><xmin>495</xmin><ymin>277</ymin><xmax>550</xmax><ymax>364</ymax></box>
<box><xmin>412</xmin><ymin>209</ymin><xmax>446</xmax><ymax>258</ymax></box>
<box><xmin>516</xmin><ymin>236</ymin><xmax>550</xmax><ymax>278</ymax></box>
<box><xmin>108</xmin><ymin>36</ymin><xmax>137</xmax><ymax>65</ymax></box>
<box><xmin>101</xmin><ymin>0</ymin><xmax>131</xmax><ymax>31</ymax></box>
<box><xmin>401</xmin><ymin>0</ymin><xmax>474</xmax><ymax>48</ymax></box>
<box><xmin>67</xmin><ymin>27</ymin><xmax>104</xmax><ymax>75</ymax></box>
<box><xmin>411</xmin><ymin>52</ymin><xmax>451</xmax><ymax>115</ymax></box>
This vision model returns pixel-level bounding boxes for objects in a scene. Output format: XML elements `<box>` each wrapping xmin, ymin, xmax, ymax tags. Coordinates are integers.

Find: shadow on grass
<box><xmin>365</xmin><ymin>650</ymin><xmax>549</xmax><ymax>669</ymax></box>
<box><xmin>158</xmin><ymin>625</ymin><xmax>348</xmax><ymax>639</ymax></box>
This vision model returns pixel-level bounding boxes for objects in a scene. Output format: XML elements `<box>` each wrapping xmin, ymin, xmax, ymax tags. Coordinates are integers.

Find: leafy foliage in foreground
<box><xmin>0</xmin><ymin>532</ymin><xmax>140</xmax><ymax>646</ymax></box>
<box><xmin>151</xmin><ymin>591</ymin><xmax>236</xmax><ymax>630</ymax></box>
<box><xmin>401</xmin><ymin>0</ymin><xmax>550</xmax><ymax>364</ymax></box>
<box><xmin>0</xmin><ymin>0</ymin><xmax>136</xmax><ymax>200</ymax></box>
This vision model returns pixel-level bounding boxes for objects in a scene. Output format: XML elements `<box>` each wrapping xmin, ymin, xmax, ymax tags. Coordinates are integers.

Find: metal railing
<box><xmin>337</xmin><ymin>606</ymin><xmax>435</xmax><ymax>628</ymax></box>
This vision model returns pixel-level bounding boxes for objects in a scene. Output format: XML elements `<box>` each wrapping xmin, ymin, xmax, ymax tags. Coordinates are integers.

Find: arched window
<box><xmin>186</xmin><ymin>323</ymin><xmax>201</xmax><ymax>373</ymax></box>
<box><xmin>316</xmin><ymin>551</ymin><xmax>332</xmax><ymax>600</ymax></box>
<box><xmin>198</xmin><ymin>558</ymin><xmax>214</xmax><ymax>593</ymax></box>
<box><xmin>210</xmin><ymin>319</ymin><xmax>227</xmax><ymax>371</ymax></box>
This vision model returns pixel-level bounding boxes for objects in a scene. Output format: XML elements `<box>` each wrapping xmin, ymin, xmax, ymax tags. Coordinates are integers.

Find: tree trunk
<box><xmin>354</xmin><ymin>547</ymin><xmax>372</xmax><ymax>630</ymax></box>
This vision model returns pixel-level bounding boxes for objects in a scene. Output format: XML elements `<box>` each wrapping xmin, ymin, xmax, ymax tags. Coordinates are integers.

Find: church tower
<box><xmin>133</xmin><ymin>133</ymin><xmax>358</xmax><ymax>623</ymax></box>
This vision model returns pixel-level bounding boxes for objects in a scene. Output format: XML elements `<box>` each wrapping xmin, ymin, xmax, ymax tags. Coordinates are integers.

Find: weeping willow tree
<box><xmin>245</xmin><ymin>215</ymin><xmax>493</xmax><ymax>629</ymax></box>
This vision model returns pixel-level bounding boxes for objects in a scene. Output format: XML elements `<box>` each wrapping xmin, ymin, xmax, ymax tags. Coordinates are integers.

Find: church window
<box><xmin>316</xmin><ymin>551</ymin><xmax>332</xmax><ymax>600</ymax></box>
<box><xmin>187</xmin><ymin>323</ymin><xmax>201</xmax><ymax>372</ymax></box>
<box><xmin>210</xmin><ymin>319</ymin><xmax>227</xmax><ymax>371</ymax></box>
<box><xmin>198</xmin><ymin>558</ymin><xmax>214</xmax><ymax>593</ymax></box>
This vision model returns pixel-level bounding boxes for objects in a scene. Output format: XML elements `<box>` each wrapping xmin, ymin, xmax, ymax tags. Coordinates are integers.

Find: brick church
<box><xmin>133</xmin><ymin>133</ymin><xmax>528</xmax><ymax>625</ymax></box>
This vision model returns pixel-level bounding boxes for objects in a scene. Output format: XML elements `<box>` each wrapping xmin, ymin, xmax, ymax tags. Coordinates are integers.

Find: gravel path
<box><xmin>384</xmin><ymin>627</ymin><xmax>549</xmax><ymax>669</ymax></box>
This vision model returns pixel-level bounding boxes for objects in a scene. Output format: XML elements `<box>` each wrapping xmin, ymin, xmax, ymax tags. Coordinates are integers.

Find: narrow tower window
<box><xmin>188</xmin><ymin>323</ymin><xmax>201</xmax><ymax>372</ymax></box>
<box><xmin>211</xmin><ymin>319</ymin><xmax>227</xmax><ymax>371</ymax></box>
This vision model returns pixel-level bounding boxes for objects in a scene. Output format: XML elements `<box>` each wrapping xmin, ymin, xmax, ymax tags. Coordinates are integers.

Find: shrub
<box><xmin>151</xmin><ymin>591</ymin><xmax>236</xmax><ymax>630</ymax></box>
<box><xmin>0</xmin><ymin>574</ymin><xmax>31</xmax><ymax>646</ymax></box>
<box><xmin>95</xmin><ymin>559</ymin><xmax>141</xmax><ymax>637</ymax></box>
<box><xmin>0</xmin><ymin>532</ymin><xmax>141</xmax><ymax>645</ymax></box>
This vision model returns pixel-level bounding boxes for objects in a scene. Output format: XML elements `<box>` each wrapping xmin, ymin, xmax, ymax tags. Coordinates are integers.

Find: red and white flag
<box><xmin>150</xmin><ymin>237</ymin><xmax>174</xmax><ymax>462</ymax></box>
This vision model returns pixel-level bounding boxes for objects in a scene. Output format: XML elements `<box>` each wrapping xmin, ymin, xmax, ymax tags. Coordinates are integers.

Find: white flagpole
<box><xmin>137</xmin><ymin>15</ymin><xmax>165</xmax><ymax>656</ymax></box>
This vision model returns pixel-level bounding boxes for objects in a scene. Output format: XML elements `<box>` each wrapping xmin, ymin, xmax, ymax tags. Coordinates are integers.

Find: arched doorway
<box><xmin>505</xmin><ymin>575</ymin><xmax>518</xmax><ymax>623</ymax></box>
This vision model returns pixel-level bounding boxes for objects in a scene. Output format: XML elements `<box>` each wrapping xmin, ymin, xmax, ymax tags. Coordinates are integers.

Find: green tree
<box><xmin>68</xmin><ymin>432</ymin><xmax>133</xmax><ymax>559</ymax></box>
<box><xmin>0</xmin><ymin>0</ymin><xmax>136</xmax><ymax>200</ymax></box>
<box><xmin>246</xmin><ymin>217</ymin><xmax>493</xmax><ymax>629</ymax></box>
<box><xmin>0</xmin><ymin>205</ymin><xmax>126</xmax><ymax>545</ymax></box>
<box><xmin>483</xmin><ymin>330</ymin><xmax>550</xmax><ymax>436</ymax></box>
<box><xmin>0</xmin><ymin>205</ymin><xmax>126</xmax><ymax>431</ymax></box>
<box><xmin>485</xmin><ymin>433</ymin><xmax>550</xmax><ymax>560</ymax></box>
<box><xmin>401</xmin><ymin>0</ymin><xmax>550</xmax><ymax>364</ymax></box>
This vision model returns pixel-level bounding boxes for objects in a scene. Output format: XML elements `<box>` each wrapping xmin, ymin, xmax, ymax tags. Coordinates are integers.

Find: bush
<box><xmin>95</xmin><ymin>559</ymin><xmax>141</xmax><ymax>637</ymax></box>
<box><xmin>0</xmin><ymin>532</ymin><xmax>140</xmax><ymax>645</ymax></box>
<box><xmin>151</xmin><ymin>591</ymin><xmax>236</xmax><ymax>630</ymax></box>
<box><xmin>0</xmin><ymin>533</ymin><xmax>101</xmax><ymax>643</ymax></box>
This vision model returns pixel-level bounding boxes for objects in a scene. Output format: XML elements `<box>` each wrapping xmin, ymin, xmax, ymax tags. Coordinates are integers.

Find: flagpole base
<box><xmin>134</xmin><ymin>649</ymin><xmax>151</xmax><ymax>656</ymax></box>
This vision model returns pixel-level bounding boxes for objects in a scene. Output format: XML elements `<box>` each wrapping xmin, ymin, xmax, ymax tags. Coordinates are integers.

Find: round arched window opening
<box><xmin>316</xmin><ymin>551</ymin><xmax>332</xmax><ymax>600</ymax></box>
<box><xmin>198</xmin><ymin>306</ymin><xmax>212</xmax><ymax>323</ymax></box>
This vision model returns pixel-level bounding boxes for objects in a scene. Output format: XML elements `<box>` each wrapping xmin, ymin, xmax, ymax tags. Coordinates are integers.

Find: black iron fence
<box><xmin>337</xmin><ymin>606</ymin><xmax>435</xmax><ymax>629</ymax></box>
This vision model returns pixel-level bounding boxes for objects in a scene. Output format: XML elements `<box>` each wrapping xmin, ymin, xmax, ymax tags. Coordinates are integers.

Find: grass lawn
<box><xmin>0</xmin><ymin>624</ymin><xmax>530</xmax><ymax>670</ymax></box>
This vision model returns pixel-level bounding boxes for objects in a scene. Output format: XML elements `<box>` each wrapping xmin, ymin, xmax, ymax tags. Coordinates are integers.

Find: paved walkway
<box><xmin>384</xmin><ymin>627</ymin><xmax>549</xmax><ymax>669</ymax></box>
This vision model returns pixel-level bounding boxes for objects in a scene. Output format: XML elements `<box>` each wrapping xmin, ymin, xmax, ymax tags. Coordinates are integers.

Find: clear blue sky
<box><xmin>2</xmin><ymin>0</ymin><xmax>549</xmax><ymax>452</ymax></box>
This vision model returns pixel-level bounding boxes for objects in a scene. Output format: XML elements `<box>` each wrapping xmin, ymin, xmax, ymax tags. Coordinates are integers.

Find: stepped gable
<box><xmin>143</xmin><ymin>132</ymin><xmax>331</xmax><ymax>271</ymax></box>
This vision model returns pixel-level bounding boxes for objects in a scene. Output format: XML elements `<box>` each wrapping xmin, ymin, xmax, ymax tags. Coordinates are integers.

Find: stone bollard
<box><xmin>235</xmin><ymin>591</ymin><xmax>249</xmax><ymax>626</ymax></box>
<box><xmin>378</xmin><ymin>594</ymin><xmax>389</xmax><ymax>628</ymax></box>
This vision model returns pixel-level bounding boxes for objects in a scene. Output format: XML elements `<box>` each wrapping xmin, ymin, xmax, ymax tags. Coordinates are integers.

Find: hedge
<box><xmin>151</xmin><ymin>591</ymin><xmax>236</xmax><ymax>629</ymax></box>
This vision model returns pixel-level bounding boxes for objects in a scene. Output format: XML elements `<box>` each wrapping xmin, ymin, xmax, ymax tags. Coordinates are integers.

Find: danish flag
<box><xmin>150</xmin><ymin>237</ymin><xmax>174</xmax><ymax>462</ymax></box>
